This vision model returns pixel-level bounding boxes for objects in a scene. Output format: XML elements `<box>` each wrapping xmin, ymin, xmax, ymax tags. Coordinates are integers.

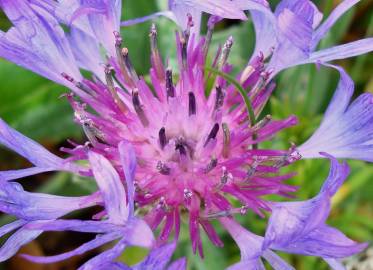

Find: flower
<box><xmin>0</xmin><ymin>117</ymin><xmax>158</xmax><ymax>267</ymax></box>
<box><xmin>0</xmin><ymin>0</ymin><xmax>372</xmax><ymax>268</ymax></box>
<box><xmin>244</xmin><ymin>0</ymin><xmax>373</xmax><ymax>75</ymax></box>
<box><xmin>220</xmin><ymin>154</ymin><xmax>367</xmax><ymax>270</ymax></box>
<box><xmin>121</xmin><ymin>0</ymin><xmax>261</xmax><ymax>35</ymax></box>
<box><xmin>299</xmin><ymin>65</ymin><xmax>373</xmax><ymax>162</ymax></box>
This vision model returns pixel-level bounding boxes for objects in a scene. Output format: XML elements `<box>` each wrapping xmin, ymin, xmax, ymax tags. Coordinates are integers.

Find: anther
<box><xmin>132</xmin><ymin>89</ymin><xmax>149</xmax><ymax>127</ymax></box>
<box><xmin>176</xmin><ymin>142</ymin><xmax>187</xmax><ymax>156</ymax></box>
<box><xmin>220</xmin><ymin>166</ymin><xmax>232</xmax><ymax>185</ymax></box>
<box><xmin>203</xmin><ymin>17</ymin><xmax>216</xmax><ymax>59</ymax></box>
<box><xmin>82</xmin><ymin>120</ymin><xmax>104</xmax><ymax>146</ymax></box>
<box><xmin>222</xmin><ymin>123</ymin><xmax>231</xmax><ymax>158</ymax></box>
<box><xmin>159</xmin><ymin>127</ymin><xmax>167</xmax><ymax>149</ymax></box>
<box><xmin>156</xmin><ymin>161</ymin><xmax>171</xmax><ymax>175</ymax></box>
<box><xmin>188</xmin><ymin>92</ymin><xmax>196</xmax><ymax>116</ymax></box>
<box><xmin>61</xmin><ymin>73</ymin><xmax>94</xmax><ymax>95</ymax></box>
<box><xmin>166</xmin><ymin>68</ymin><xmax>175</xmax><ymax>98</ymax></box>
<box><xmin>104</xmin><ymin>65</ymin><xmax>128</xmax><ymax>113</ymax></box>
<box><xmin>204</xmin><ymin>158</ymin><xmax>218</xmax><ymax>174</ymax></box>
<box><xmin>149</xmin><ymin>24</ymin><xmax>165</xmax><ymax>80</ymax></box>
<box><xmin>214</xmin><ymin>86</ymin><xmax>225</xmax><ymax>111</ymax></box>
<box><xmin>183</xmin><ymin>189</ymin><xmax>193</xmax><ymax>199</ymax></box>
<box><xmin>180</xmin><ymin>37</ymin><xmax>188</xmax><ymax>69</ymax></box>
<box><xmin>240</xmin><ymin>65</ymin><xmax>255</xmax><ymax>84</ymax></box>
<box><xmin>240</xmin><ymin>206</ymin><xmax>249</xmax><ymax>215</ymax></box>
<box><xmin>218</xmin><ymin>36</ymin><xmax>234</xmax><ymax>70</ymax></box>
<box><xmin>122</xmin><ymin>48</ymin><xmax>139</xmax><ymax>84</ymax></box>
<box><xmin>253</xmin><ymin>115</ymin><xmax>272</xmax><ymax>131</ymax></box>
<box><xmin>204</xmin><ymin>123</ymin><xmax>220</xmax><ymax>147</ymax></box>
<box><xmin>182</xmin><ymin>13</ymin><xmax>194</xmax><ymax>45</ymax></box>
<box><xmin>113</xmin><ymin>32</ymin><xmax>134</xmax><ymax>88</ymax></box>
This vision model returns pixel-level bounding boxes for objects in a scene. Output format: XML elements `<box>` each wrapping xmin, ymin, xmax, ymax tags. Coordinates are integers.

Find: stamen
<box><xmin>239</xmin><ymin>65</ymin><xmax>255</xmax><ymax>84</ymax></box>
<box><xmin>204</xmin><ymin>157</ymin><xmax>218</xmax><ymax>174</ymax></box>
<box><xmin>245</xmin><ymin>157</ymin><xmax>259</xmax><ymax>180</ymax></box>
<box><xmin>82</xmin><ymin>120</ymin><xmax>104</xmax><ymax>146</ymax></box>
<box><xmin>183</xmin><ymin>13</ymin><xmax>194</xmax><ymax>45</ymax></box>
<box><xmin>222</xmin><ymin>123</ymin><xmax>231</xmax><ymax>158</ymax></box>
<box><xmin>253</xmin><ymin>115</ymin><xmax>272</xmax><ymax>131</ymax></box>
<box><xmin>203</xmin><ymin>20</ymin><xmax>215</xmax><ymax>59</ymax></box>
<box><xmin>204</xmin><ymin>123</ymin><xmax>220</xmax><ymax>147</ymax></box>
<box><xmin>149</xmin><ymin>24</ymin><xmax>165</xmax><ymax>80</ymax></box>
<box><xmin>188</xmin><ymin>92</ymin><xmax>197</xmax><ymax>116</ymax></box>
<box><xmin>122</xmin><ymin>48</ymin><xmax>139</xmax><ymax>84</ymax></box>
<box><xmin>104</xmin><ymin>65</ymin><xmax>128</xmax><ymax>113</ymax></box>
<box><xmin>132</xmin><ymin>89</ymin><xmax>149</xmax><ymax>127</ymax></box>
<box><xmin>166</xmin><ymin>68</ymin><xmax>175</xmax><ymax>98</ymax></box>
<box><xmin>113</xmin><ymin>31</ymin><xmax>135</xmax><ymax>88</ymax></box>
<box><xmin>218</xmin><ymin>36</ymin><xmax>233</xmax><ymax>70</ymax></box>
<box><xmin>220</xmin><ymin>166</ymin><xmax>232</xmax><ymax>185</ymax></box>
<box><xmin>180</xmin><ymin>37</ymin><xmax>188</xmax><ymax>69</ymax></box>
<box><xmin>159</xmin><ymin>127</ymin><xmax>167</xmax><ymax>149</ymax></box>
<box><xmin>183</xmin><ymin>189</ymin><xmax>193</xmax><ymax>200</ymax></box>
<box><xmin>61</xmin><ymin>73</ymin><xmax>94</xmax><ymax>95</ymax></box>
<box><xmin>156</xmin><ymin>161</ymin><xmax>171</xmax><ymax>175</ymax></box>
<box><xmin>214</xmin><ymin>86</ymin><xmax>225</xmax><ymax>111</ymax></box>
<box><xmin>176</xmin><ymin>142</ymin><xmax>187</xmax><ymax>156</ymax></box>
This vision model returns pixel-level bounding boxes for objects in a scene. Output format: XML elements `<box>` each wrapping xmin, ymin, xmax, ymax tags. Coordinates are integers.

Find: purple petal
<box><xmin>0</xmin><ymin>118</ymin><xmax>79</xmax><ymax>175</ymax></box>
<box><xmin>0</xmin><ymin>226</ymin><xmax>42</xmax><ymax>262</ymax></box>
<box><xmin>167</xmin><ymin>257</ymin><xmax>187</xmax><ymax>270</ymax></box>
<box><xmin>133</xmin><ymin>242</ymin><xmax>177</xmax><ymax>270</ymax></box>
<box><xmin>263</xmin><ymin>154</ymin><xmax>348</xmax><ymax>249</ymax></box>
<box><xmin>68</xmin><ymin>28</ymin><xmax>105</xmax><ymax>81</ymax></box>
<box><xmin>312</xmin><ymin>0</ymin><xmax>360</xmax><ymax>48</ymax></box>
<box><xmin>269</xmin><ymin>5</ymin><xmax>313</xmax><ymax>72</ymax></box>
<box><xmin>220</xmin><ymin>218</ymin><xmax>292</xmax><ymax>270</ymax></box>
<box><xmin>124</xmin><ymin>218</ymin><xmax>154</xmax><ymax>248</ymax></box>
<box><xmin>78</xmin><ymin>237</ymin><xmax>127</xmax><ymax>270</ymax></box>
<box><xmin>262</xmin><ymin>250</ymin><xmax>294</xmax><ymax>270</ymax></box>
<box><xmin>88</xmin><ymin>151</ymin><xmax>129</xmax><ymax>224</ymax></box>
<box><xmin>23</xmin><ymin>232</ymin><xmax>120</xmax><ymax>264</ymax></box>
<box><xmin>121</xmin><ymin>11</ymin><xmax>176</xmax><ymax>27</ymax></box>
<box><xmin>220</xmin><ymin>217</ymin><xmax>263</xmax><ymax>260</ymax></box>
<box><xmin>0</xmin><ymin>220</ymin><xmax>26</xmax><ymax>238</ymax></box>
<box><xmin>78</xmin><ymin>0</ymin><xmax>121</xmax><ymax>56</ymax></box>
<box><xmin>307</xmin><ymin>38</ymin><xmax>373</xmax><ymax>63</ymax></box>
<box><xmin>277</xmin><ymin>225</ymin><xmax>368</xmax><ymax>258</ymax></box>
<box><xmin>0</xmin><ymin>167</ymin><xmax>56</xmax><ymax>182</ymax></box>
<box><xmin>118</xmin><ymin>141</ymin><xmax>137</xmax><ymax>217</ymax></box>
<box><xmin>324</xmin><ymin>258</ymin><xmax>346</xmax><ymax>270</ymax></box>
<box><xmin>227</xmin><ymin>260</ymin><xmax>265</xmax><ymax>270</ymax></box>
<box><xmin>274</xmin><ymin>0</ymin><xmax>323</xmax><ymax>28</ymax></box>
<box><xmin>0</xmin><ymin>181</ymin><xmax>97</xmax><ymax>220</ymax></box>
<box><xmin>299</xmin><ymin>65</ymin><xmax>373</xmax><ymax>161</ymax></box>
<box><xmin>25</xmin><ymin>220</ymin><xmax>117</xmax><ymax>234</ymax></box>
<box><xmin>0</xmin><ymin>0</ymin><xmax>82</xmax><ymax>87</ymax></box>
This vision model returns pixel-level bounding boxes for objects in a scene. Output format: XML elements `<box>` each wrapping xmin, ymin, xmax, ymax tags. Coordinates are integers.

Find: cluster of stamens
<box><xmin>60</xmin><ymin>17</ymin><xmax>300</xmax><ymax>255</ymax></box>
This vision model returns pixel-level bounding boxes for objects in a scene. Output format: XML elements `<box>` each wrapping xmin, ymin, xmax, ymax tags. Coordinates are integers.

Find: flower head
<box><xmin>0</xmin><ymin>0</ymin><xmax>372</xmax><ymax>268</ymax></box>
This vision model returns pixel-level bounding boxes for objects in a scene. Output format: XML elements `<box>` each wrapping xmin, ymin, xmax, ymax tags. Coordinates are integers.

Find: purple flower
<box><xmin>121</xmin><ymin>0</ymin><xmax>264</xmax><ymax>36</ymax></box>
<box><xmin>0</xmin><ymin>119</ymin><xmax>157</xmax><ymax>268</ymax></box>
<box><xmin>0</xmin><ymin>0</ymin><xmax>372</xmax><ymax>268</ymax></box>
<box><xmin>220</xmin><ymin>154</ymin><xmax>367</xmax><ymax>270</ymax></box>
<box><xmin>0</xmin><ymin>118</ymin><xmax>82</xmax><ymax>181</ymax></box>
<box><xmin>299</xmin><ymin>65</ymin><xmax>373</xmax><ymax>162</ymax></box>
<box><xmin>21</xmin><ymin>144</ymin><xmax>155</xmax><ymax>269</ymax></box>
<box><xmin>263</xmin><ymin>153</ymin><xmax>368</xmax><ymax>268</ymax></box>
<box><xmin>247</xmin><ymin>0</ymin><xmax>373</xmax><ymax>74</ymax></box>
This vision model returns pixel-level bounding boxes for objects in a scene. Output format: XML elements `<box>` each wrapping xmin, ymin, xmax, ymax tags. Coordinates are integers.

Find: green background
<box><xmin>0</xmin><ymin>0</ymin><xmax>372</xmax><ymax>269</ymax></box>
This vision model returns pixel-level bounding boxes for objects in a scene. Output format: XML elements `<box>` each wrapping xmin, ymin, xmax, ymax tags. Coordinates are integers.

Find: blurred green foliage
<box><xmin>0</xmin><ymin>0</ymin><xmax>372</xmax><ymax>269</ymax></box>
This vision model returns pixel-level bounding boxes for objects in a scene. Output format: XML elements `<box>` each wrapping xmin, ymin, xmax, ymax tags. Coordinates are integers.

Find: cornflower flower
<box><xmin>0</xmin><ymin>0</ymin><xmax>372</xmax><ymax>269</ymax></box>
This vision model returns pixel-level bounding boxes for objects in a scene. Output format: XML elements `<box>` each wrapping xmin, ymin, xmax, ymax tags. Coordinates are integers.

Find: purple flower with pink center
<box><xmin>0</xmin><ymin>0</ymin><xmax>372</xmax><ymax>269</ymax></box>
